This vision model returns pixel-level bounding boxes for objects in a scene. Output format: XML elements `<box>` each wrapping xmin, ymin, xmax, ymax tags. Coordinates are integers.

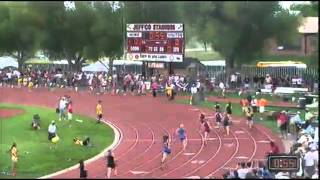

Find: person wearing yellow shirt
<box><xmin>96</xmin><ymin>100</ymin><xmax>103</xmax><ymax>123</ymax></box>
<box><xmin>17</xmin><ymin>77</ymin><xmax>22</xmax><ymax>88</ymax></box>
<box><xmin>74</xmin><ymin>137</ymin><xmax>83</xmax><ymax>146</ymax></box>
<box><xmin>10</xmin><ymin>142</ymin><xmax>18</xmax><ymax>177</ymax></box>
<box><xmin>245</xmin><ymin>106</ymin><xmax>254</xmax><ymax>129</ymax></box>
<box><xmin>28</xmin><ymin>80</ymin><xmax>34</xmax><ymax>92</ymax></box>
<box><xmin>23</xmin><ymin>77</ymin><xmax>28</xmax><ymax>87</ymax></box>
<box><xmin>165</xmin><ymin>83</ymin><xmax>173</xmax><ymax>100</ymax></box>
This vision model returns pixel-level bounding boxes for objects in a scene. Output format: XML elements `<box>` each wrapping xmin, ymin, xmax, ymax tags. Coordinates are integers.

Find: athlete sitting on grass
<box><xmin>31</xmin><ymin>114</ymin><xmax>41</xmax><ymax>130</ymax></box>
<box><xmin>73</xmin><ymin>137</ymin><xmax>92</xmax><ymax>147</ymax></box>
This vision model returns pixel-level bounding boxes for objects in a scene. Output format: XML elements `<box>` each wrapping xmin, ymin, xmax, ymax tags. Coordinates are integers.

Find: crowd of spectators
<box><xmin>226</xmin><ymin>72</ymin><xmax>318</xmax><ymax>93</ymax></box>
<box><xmin>1</xmin><ymin>66</ymin><xmax>318</xmax><ymax>96</ymax></box>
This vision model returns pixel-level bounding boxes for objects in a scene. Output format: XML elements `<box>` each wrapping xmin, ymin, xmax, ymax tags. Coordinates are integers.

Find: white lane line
<box><xmin>124</xmin><ymin>124</ymin><xmax>172</xmax><ymax>175</ymax></box>
<box><xmin>206</xmin><ymin>130</ymin><xmax>240</xmax><ymax>177</ymax></box>
<box><xmin>117</xmin><ymin>124</ymin><xmax>139</xmax><ymax>159</ymax></box>
<box><xmin>130</xmin><ymin>170</ymin><xmax>150</xmax><ymax>175</ymax></box>
<box><xmin>118</xmin><ymin>121</ymin><xmax>155</xmax><ymax>167</ymax></box>
<box><xmin>123</xmin><ymin>137</ymin><xmax>249</xmax><ymax>142</ymax></box>
<box><xmin>39</xmin><ymin>120</ymin><xmax>122</xmax><ymax>179</ymax></box>
<box><xmin>123</xmin><ymin>124</ymin><xmax>172</xmax><ymax>176</ymax></box>
<box><xmin>183</xmin><ymin>128</ymin><xmax>222</xmax><ymax>177</ymax></box>
<box><xmin>235</xmin><ymin>156</ymin><xmax>249</xmax><ymax>159</ymax></box>
<box><xmin>160</xmin><ymin>131</ymin><xmax>205</xmax><ymax>177</ymax></box>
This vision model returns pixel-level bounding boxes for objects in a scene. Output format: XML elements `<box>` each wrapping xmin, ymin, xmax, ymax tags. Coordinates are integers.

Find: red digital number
<box><xmin>289</xmin><ymin>159</ymin><xmax>296</xmax><ymax>168</ymax></box>
<box><xmin>282</xmin><ymin>160</ymin><xmax>288</xmax><ymax>168</ymax></box>
<box><xmin>134</xmin><ymin>39</ymin><xmax>139</xmax><ymax>45</ymax></box>
<box><xmin>273</xmin><ymin>159</ymin><xmax>280</xmax><ymax>168</ymax></box>
<box><xmin>175</xmin><ymin>39</ymin><xmax>180</xmax><ymax>46</ymax></box>
<box><xmin>167</xmin><ymin>45</ymin><xmax>172</xmax><ymax>53</ymax></box>
<box><xmin>149</xmin><ymin>32</ymin><xmax>165</xmax><ymax>40</ymax></box>
<box><xmin>128</xmin><ymin>39</ymin><xmax>133</xmax><ymax>46</ymax></box>
<box><xmin>159</xmin><ymin>32</ymin><xmax>165</xmax><ymax>40</ymax></box>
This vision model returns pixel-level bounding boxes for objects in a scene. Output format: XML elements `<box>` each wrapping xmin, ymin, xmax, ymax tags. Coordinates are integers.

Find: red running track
<box><xmin>0</xmin><ymin>88</ymin><xmax>285</xmax><ymax>179</ymax></box>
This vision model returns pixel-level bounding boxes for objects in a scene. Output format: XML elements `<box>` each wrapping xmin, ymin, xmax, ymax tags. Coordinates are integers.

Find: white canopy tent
<box><xmin>0</xmin><ymin>56</ymin><xmax>18</xmax><ymax>69</ymax></box>
<box><xmin>81</xmin><ymin>60</ymin><xmax>142</xmax><ymax>72</ymax></box>
<box><xmin>82</xmin><ymin>61</ymin><xmax>109</xmax><ymax>72</ymax></box>
<box><xmin>200</xmin><ymin>60</ymin><xmax>225</xmax><ymax>66</ymax></box>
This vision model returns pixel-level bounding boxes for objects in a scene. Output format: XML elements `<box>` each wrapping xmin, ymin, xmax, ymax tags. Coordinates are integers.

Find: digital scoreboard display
<box><xmin>267</xmin><ymin>154</ymin><xmax>300</xmax><ymax>172</ymax></box>
<box><xmin>126</xmin><ymin>23</ymin><xmax>184</xmax><ymax>62</ymax></box>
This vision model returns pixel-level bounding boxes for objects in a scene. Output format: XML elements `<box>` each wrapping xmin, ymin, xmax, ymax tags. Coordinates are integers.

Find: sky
<box><xmin>279</xmin><ymin>1</ymin><xmax>311</xmax><ymax>10</ymax></box>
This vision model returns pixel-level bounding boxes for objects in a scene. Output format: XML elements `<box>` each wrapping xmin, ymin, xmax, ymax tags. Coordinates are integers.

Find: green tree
<box><xmin>0</xmin><ymin>2</ymin><xmax>44</xmax><ymax>71</ymax></box>
<box><xmin>87</xmin><ymin>1</ymin><xmax>123</xmax><ymax>76</ymax></box>
<box><xmin>32</xmin><ymin>1</ymin><xmax>96</xmax><ymax>71</ymax></box>
<box><xmin>124</xmin><ymin>1</ymin><xmax>182</xmax><ymax>23</ymax></box>
<box><xmin>181</xmin><ymin>1</ymin><xmax>299</xmax><ymax>83</ymax></box>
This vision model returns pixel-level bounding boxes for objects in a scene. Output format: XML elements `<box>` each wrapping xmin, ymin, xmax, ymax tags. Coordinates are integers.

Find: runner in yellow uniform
<box><xmin>10</xmin><ymin>143</ymin><xmax>18</xmax><ymax>176</ymax></box>
<box><xmin>96</xmin><ymin>100</ymin><xmax>103</xmax><ymax>123</ymax></box>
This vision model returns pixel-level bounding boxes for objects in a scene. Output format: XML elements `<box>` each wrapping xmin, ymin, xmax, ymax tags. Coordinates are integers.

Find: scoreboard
<box><xmin>126</xmin><ymin>23</ymin><xmax>184</xmax><ymax>62</ymax></box>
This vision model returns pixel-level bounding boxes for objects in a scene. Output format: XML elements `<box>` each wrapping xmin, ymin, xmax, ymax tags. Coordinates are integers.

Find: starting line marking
<box><xmin>191</xmin><ymin>160</ymin><xmax>205</xmax><ymax>164</ymax></box>
<box><xmin>130</xmin><ymin>170</ymin><xmax>149</xmax><ymax>175</ymax></box>
<box><xmin>224</xmin><ymin>143</ymin><xmax>234</xmax><ymax>147</ymax></box>
<box><xmin>234</xmin><ymin>131</ymin><xmax>244</xmax><ymax>134</ymax></box>
<box><xmin>185</xmin><ymin>176</ymin><xmax>201</xmax><ymax>179</ymax></box>
<box><xmin>235</xmin><ymin>156</ymin><xmax>249</xmax><ymax>159</ymax></box>
<box><xmin>183</xmin><ymin>152</ymin><xmax>196</xmax><ymax>156</ymax></box>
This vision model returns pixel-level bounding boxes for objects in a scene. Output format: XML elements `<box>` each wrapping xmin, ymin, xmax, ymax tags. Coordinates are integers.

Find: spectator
<box><xmin>79</xmin><ymin>159</ymin><xmax>87</xmax><ymax>179</ymax></box>
<box><xmin>277</xmin><ymin>111</ymin><xmax>288</xmax><ymax>139</ymax></box>
<box><xmin>10</xmin><ymin>142</ymin><xmax>18</xmax><ymax>177</ymax></box>
<box><xmin>67</xmin><ymin>101</ymin><xmax>73</xmax><ymax>121</ymax></box>
<box><xmin>151</xmin><ymin>80</ymin><xmax>158</xmax><ymax>97</ymax></box>
<box><xmin>190</xmin><ymin>84</ymin><xmax>198</xmax><ymax>105</ymax></box>
<box><xmin>269</xmin><ymin>141</ymin><xmax>280</xmax><ymax>155</ymax></box>
<box><xmin>214</xmin><ymin>102</ymin><xmax>220</xmax><ymax>112</ymax></box>
<box><xmin>48</xmin><ymin>121</ymin><xmax>57</xmax><ymax>141</ymax></box>
<box><xmin>244</xmin><ymin>76</ymin><xmax>250</xmax><ymax>90</ymax></box>
<box><xmin>31</xmin><ymin>114</ymin><xmax>41</xmax><ymax>130</ymax></box>
<box><xmin>230</xmin><ymin>73</ymin><xmax>236</xmax><ymax>89</ymax></box>
<box><xmin>304</xmin><ymin>147</ymin><xmax>316</xmax><ymax>178</ymax></box>
<box><xmin>314</xmin><ymin>127</ymin><xmax>318</xmax><ymax>143</ymax></box>
<box><xmin>105</xmin><ymin>150</ymin><xmax>117</xmax><ymax>178</ymax></box>
<box><xmin>305</xmin><ymin>109</ymin><xmax>314</xmax><ymax>124</ymax></box>
<box><xmin>237</xmin><ymin>162</ymin><xmax>248</xmax><ymax>179</ymax></box>
<box><xmin>219</xmin><ymin>81</ymin><xmax>225</xmax><ymax>98</ymax></box>
<box><xmin>58</xmin><ymin>97</ymin><xmax>67</xmax><ymax>121</ymax></box>
<box><xmin>290</xmin><ymin>111</ymin><xmax>303</xmax><ymax>136</ymax></box>
<box><xmin>253</xmin><ymin>75</ymin><xmax>259</xmax><ymax>89</ymax></box>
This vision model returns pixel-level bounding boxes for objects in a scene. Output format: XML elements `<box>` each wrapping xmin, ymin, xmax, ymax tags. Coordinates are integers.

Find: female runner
<box><xmin>175</xmin><ymin>123</ymin><xmax>187</xmax><ymax>150</ymax></box>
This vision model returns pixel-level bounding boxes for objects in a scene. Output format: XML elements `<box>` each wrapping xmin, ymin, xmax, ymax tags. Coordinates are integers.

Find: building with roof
<box><xmin>265</xmin><ymin>17</ymin><xmax>318</xmax><ymax>56</ymax></box>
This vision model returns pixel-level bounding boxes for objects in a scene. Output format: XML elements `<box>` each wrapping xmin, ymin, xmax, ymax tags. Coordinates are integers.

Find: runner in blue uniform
<box><xmin>161</xmin><ymin>135</ymin><xmax>171</xmax><ymax>170</ymax></box>
<box><xmin>176</xmin><ymin>123</ymin><xmax>187</xmax><ymax>150</ymax></box>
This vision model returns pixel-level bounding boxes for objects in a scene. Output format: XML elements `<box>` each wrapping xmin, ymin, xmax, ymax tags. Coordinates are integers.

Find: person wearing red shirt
<box><xmin>277</xmin><ymin>111</ymin><xmax>288</xmax><ymax>139</ymax></box>
<box><xmin>67</xmin><ymin>101</ymin><xmax>73</xmax><ymax>121</ymax></box>
<box><xmin>268</xmin><ymin>141</ymin><xmax>280</xmax><ymax>155</ymax></box>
